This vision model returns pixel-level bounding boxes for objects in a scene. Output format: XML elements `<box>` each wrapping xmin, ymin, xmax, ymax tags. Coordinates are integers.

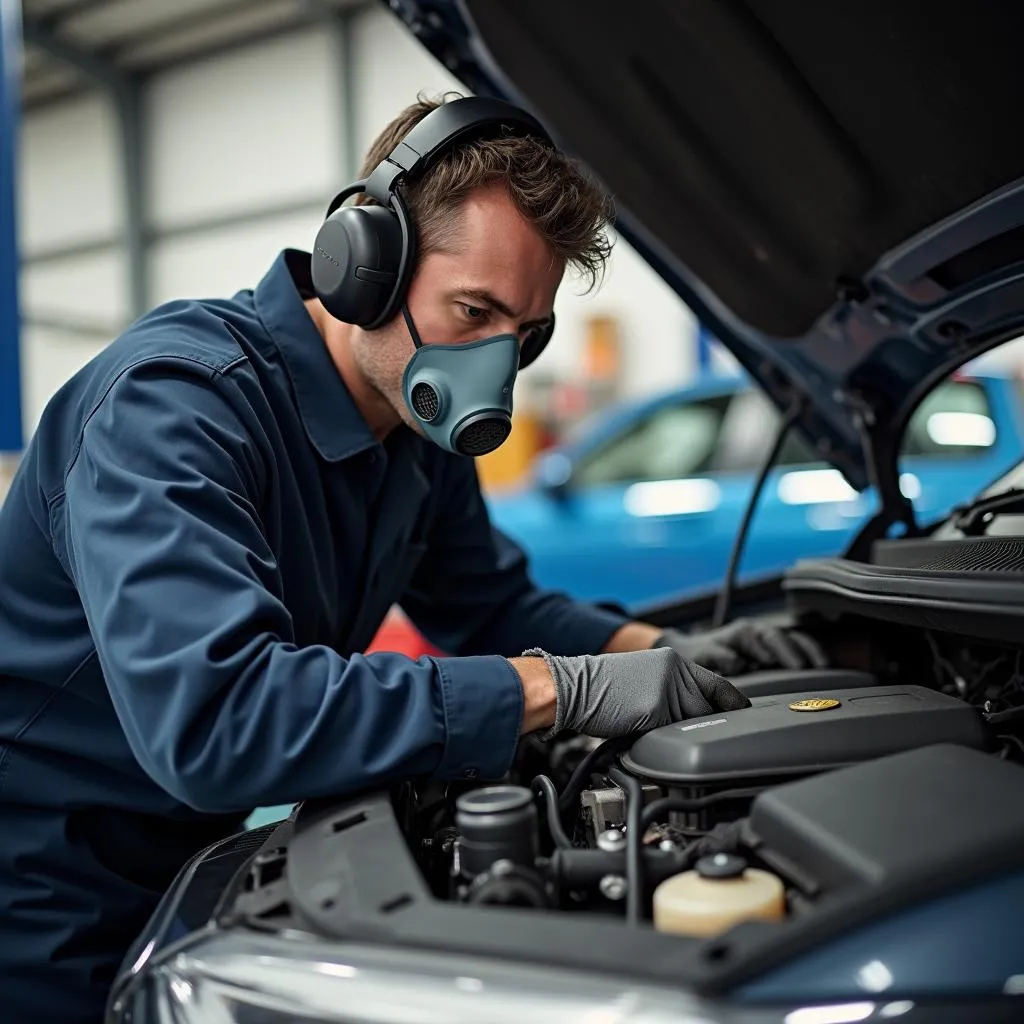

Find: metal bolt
<box><xmin>597</xmin><ymin>828</ymin><xmax>626</xmax><ymax>853</ymax></box>
<box><xmin>599</xmin><ymin>874</ymin><xmax>628</xmax><ymax>901</ymax></box>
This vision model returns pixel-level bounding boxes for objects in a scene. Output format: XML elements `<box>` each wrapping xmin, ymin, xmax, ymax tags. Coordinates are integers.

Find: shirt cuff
<box><xmin>432</xmin><ymin>655</ymin><xmax>524</xmax><ymax>782</ymax></box>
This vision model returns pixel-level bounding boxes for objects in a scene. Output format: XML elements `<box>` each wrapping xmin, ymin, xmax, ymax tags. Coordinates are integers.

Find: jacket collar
<box><xmin>254</xmin><ymin>249</ymin><xmax>379</xmax><ymax>462</ymax></box>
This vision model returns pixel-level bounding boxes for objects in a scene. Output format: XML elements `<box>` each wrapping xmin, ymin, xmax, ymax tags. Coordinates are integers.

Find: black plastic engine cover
<box><xmin>749</xmin><ymin>744</ymin><xmax>1024</xmax><ymax>894</ymax></box>
<box><xmin>733</xmin><ymin>667</ymin><xmax>877</xmax><ymax>699</ymax></box>
<box><xmin>620</xmin><ymin>685</ymin><xmax>989</xmax><ymax>784</ymax></box>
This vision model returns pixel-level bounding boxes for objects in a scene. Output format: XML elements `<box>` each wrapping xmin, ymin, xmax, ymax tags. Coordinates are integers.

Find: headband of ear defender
<box><xmin>311</xmin><ymin>96</ymin><xmax>557</xmax><ymax>366</ymax></box>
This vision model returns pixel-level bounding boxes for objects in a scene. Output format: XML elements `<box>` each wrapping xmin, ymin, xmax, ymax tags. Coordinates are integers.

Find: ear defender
<box><xmin>311</xmin><ymin>203</ymin><xmax>405</xmax><ymax>328</ymax></box>
<box><xmin>519</xmin><ymin>313</ymin><xmax>556</xmax><ymax>369</ymax></box>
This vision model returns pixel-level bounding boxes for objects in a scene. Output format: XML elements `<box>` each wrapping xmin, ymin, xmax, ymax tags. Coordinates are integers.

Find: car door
<box><xmin>509</xmin><ymin>387</ymin><xmax>838</xmax><ymax>607</ymax></box>
<box><xmin>511</xmin><ymin>390</ymin><xmax>736</xmax><ymax>606</ymax></box>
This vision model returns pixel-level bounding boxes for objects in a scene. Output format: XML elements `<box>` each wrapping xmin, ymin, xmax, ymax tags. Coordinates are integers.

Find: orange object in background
<box><xmin>583</xmin><ymin>313</ymin><xmax>621</xmax><ymax>381</ymax></box>
<box><xmin>476</xmin><ymin>409</ymin><xmax>542</xmax><ymax>493</ymax></box>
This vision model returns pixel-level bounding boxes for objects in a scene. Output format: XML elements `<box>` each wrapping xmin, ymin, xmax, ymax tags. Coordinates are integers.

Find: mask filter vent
<box><xmin>410</xmin><ymin>382</ymin><xmax>441</xmax><ymax>422</ymax></box>
<box><xmin>455</xmin><ymin>414</ymin><xmax>512</xmax><ymax>456</ymax></box>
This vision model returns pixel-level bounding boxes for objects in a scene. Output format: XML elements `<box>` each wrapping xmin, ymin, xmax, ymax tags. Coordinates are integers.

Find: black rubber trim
<box><xmin>783</xmin><ymin>557</ymin><xmax>1024</xmax><ymax>643</ymax></box>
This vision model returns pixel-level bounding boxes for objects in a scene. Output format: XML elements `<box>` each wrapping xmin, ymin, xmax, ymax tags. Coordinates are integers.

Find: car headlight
<box><xmin>114</xmin><ymin>926</ymin><xmax>721</xmax><ymax>1024</ymax></box>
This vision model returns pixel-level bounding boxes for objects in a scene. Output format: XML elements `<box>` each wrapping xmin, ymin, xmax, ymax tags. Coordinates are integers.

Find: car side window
<box><xmin>709</xmin><ymin>390</ymin><xmax>818</xmax><ymax>473</ymax></box>
<box><xmin>900</xmin><ymin>379</ymin><xmax>997</xmax><ymax>457</ymax></box>
<box><xmin>573</xmin><ymin>395</ymin><xmax>730</xmax><ymax>486</ymax></box>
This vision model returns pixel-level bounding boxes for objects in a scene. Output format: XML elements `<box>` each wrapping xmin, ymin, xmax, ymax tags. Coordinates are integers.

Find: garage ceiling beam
<box><xmin>36</xmin><ymin>0</ymin><xmax>121</xmax><ymax>31</ymax></box>
<box><xmin>22</xmin><ymin>15</ymin><xmax>123</xmax><ymax>90</ymax></box>
<box><xmin>22</xmin><ymin>17</ymin><xmax>148</xmax><ymax>321</ymax></box>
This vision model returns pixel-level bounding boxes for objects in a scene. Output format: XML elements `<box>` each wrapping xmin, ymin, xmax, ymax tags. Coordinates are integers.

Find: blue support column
<box><xmin>0</xmin><ymin>0</ymin><xmax>22</xmax><ymax>453</ymax></box>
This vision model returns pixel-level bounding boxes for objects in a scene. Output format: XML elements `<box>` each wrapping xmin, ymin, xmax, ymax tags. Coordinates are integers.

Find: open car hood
<box><xmin>388</xmin><ymin>0</ymin><xmax>1024</xmax><ymax>496</ymax></box>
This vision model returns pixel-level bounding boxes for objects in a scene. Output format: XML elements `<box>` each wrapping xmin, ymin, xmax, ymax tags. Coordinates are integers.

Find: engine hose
<box><xmin>558</xmin><ymin>734</ymin><xmax>639</xmax><ymax>816</ymax></box>
<box><xmin>985</xmin><ymin>705</ymin><xmax>1024</xmax><ymax>727</ymax></box>
<box><xmin>551</xmin><ymin>846</ymin><xmax>686</xmax><ymax>888</ymax></box>
<box><xmin>679</xmin><ymin>820</ymin><xmax>749</xmax><ymax>863</ymax></box>
<box><xmin>532</xmin><ymin>775</ymin><xmax>573</xmax><ymax>850</ymax></box>
<box><xmin>639</xmin><ymin>789</ymin><xmax>764</xmax><ymax>833</ymax></box>
<box><xmin>608</xmin><ymin>766</ymin><xmax>644</xmax><ymax>926</ymax></box>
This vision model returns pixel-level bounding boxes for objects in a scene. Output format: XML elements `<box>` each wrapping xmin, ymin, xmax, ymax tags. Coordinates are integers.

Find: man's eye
<box><xmin>462</xmin><ymin>304</ymin><xmax>488</xmax><ymax>320</ymax></box>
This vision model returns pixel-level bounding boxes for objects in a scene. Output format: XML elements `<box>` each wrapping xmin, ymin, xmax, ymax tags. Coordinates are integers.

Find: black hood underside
<box><xmin>462</xmin><ymin>0</ymin><xmax>1024</xmax><ymax>338</ymax></box>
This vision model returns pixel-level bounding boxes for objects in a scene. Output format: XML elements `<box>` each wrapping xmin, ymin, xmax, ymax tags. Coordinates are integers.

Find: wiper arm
<box><xmin>954</xmin><ymin>487</ymin><xmax>1024</xmax><ymax>536</ymax></box>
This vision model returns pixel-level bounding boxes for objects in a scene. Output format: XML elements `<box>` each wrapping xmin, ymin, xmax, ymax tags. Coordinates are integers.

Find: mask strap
<box><xmin>402</xmin><ymin>304</ymin><xmax>424</xmax><ymax>350</ymax></box>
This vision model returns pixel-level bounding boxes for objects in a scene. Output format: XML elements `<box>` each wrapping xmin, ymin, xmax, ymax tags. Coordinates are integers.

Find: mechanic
<box><xmin>0</xmin><ymin>94</ymin><xmax>824</xmax><ymax>1021</ymax></box>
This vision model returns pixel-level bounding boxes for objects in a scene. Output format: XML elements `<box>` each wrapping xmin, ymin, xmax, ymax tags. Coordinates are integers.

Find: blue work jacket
<box><xmin>0</xmin><ymin>249</ymin><xmax>626</xmax><ymax>1021</ymax></box>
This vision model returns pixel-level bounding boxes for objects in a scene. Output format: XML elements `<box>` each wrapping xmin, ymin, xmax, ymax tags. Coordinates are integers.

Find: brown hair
<box><xmin>356</xmin><ymin>92</ymin><xmax>615</xmax><ymax>291</ymax></box>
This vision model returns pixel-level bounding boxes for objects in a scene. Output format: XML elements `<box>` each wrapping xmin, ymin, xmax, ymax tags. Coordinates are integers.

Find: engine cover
<box><xmin>621</xmin><ymin>685</ymin><xmax>989</xmax><ymax>786</ymax></box>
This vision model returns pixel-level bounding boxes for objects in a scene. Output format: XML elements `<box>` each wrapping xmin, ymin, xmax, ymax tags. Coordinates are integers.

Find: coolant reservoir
<box><xmin>653</xmin><ymin>853</ymin><xmax>785</xmax><ymax>937</ymax></box>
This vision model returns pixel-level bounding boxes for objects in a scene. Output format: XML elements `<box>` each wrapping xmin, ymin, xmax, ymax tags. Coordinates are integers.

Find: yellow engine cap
<box><xmin>789</xmin><ymin>698</ymin><xmax>841</xmax><ymax>712</ymax></box>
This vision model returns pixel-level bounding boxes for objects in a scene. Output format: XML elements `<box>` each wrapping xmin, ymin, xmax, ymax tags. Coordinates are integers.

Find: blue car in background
<box><xmin>488</xmin><ymin>369</ymin><xmax>1024</xmax><ymax>607</ymax></box>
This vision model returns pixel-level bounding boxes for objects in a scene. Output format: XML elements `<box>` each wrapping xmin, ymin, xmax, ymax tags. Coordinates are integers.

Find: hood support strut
<box><xmin>841</xmin><ymin>388</ymin><xmax>919</xmax><ymax>562</ymax></box>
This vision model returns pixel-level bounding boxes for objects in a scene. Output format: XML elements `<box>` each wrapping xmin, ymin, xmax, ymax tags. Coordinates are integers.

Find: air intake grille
<box><xmin>458</xmin><ymin>417</ymin><xmax>511</xmax><ymax>455</ymax></box>
<box><xmin>876</xmin><ymin>537</ymin><xmax>1024</xmax><ymax>574</ymax></box>
<box><xmin>919</xmin><ymin>539</ymin><xmax>1024</xmax><ymax>573</ymax></box>
<box><xmin>411</xmin><ymin>382</ymin><xmax>440</xmax><ymax>421</ymax></box>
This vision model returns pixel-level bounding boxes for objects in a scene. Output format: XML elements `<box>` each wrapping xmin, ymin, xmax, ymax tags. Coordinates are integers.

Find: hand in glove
<box><xmin>655</xmin><ymin>619</ymin><xmax>826</xmax><ymax>676</ymax></box>
<box><xmin>523</xmin><ymin>646</ymin><xmax>751</xmax><ymax>738</ymax></box>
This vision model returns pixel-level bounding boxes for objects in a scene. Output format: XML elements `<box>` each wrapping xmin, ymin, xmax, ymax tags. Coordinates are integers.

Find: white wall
<box><xmin>146</xmin><ymin>29</ymin><xmax>343</xmax><ymax>234</ymax></box>
<box><xmin>144</xmin><ymin>27</ymin><xmax>342</xmax><ymax>305</ymax></box>
<box><xmin>19</xmin><ymin>93</ymin><xmax>126</xmax><ymax>433</ymax></box>
<box><xmin>21</xmin><ymin>249</ymin><xmax>125</xmax><ymax>424</ymax></box>
<box><xmin>15</xmin><ymin>6</ymin><xmax>696</xmax><ymax>440</ymax></box>
<box><xmin>20</xmin><ymin>93</ymin><xmax>123</xmax><ymax>252</ymax></box>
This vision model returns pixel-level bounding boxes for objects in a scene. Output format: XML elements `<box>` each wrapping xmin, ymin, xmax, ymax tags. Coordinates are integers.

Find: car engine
<box><xmin>371</xmin><ymin>624</ymin><xmax>1024</xmax><ymax>934</ymax></box>
<box><xmin>219</xmin><ymin>617</ymin><xmax>1024</xmax><ymax>956</ymax></box>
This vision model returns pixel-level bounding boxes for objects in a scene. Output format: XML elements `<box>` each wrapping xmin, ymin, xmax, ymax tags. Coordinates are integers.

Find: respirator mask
<box><xmin>401</xmin><ymin>306</ymin><xmax>519</xmax><ymax>457</ymax></box>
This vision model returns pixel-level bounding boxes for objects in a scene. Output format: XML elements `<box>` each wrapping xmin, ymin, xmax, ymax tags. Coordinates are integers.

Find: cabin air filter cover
<box><xmin>620</xmin><ymin>685</ymin><xmax>989</xmax><ymax>785</ymax></box>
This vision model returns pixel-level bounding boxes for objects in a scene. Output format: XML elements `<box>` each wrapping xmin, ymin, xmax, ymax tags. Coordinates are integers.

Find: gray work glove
<box><xmin>655</xmin><ymin>619</ymin><xmax>827</xmax><ymax>676</ymax></box>
<box><xmin>523</xmin><ymin>646</ymin><xmax>751</xmax><ymax>739</ymax></box>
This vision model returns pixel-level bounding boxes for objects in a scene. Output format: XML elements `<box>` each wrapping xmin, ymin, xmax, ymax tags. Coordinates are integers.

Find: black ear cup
<box><xmin>311</xmin><ymin>204</ymin><xmax>404</xmax><ymax>326</ymax></box>
<box><xmin>519</xmin><ymin>313</ymin><xmax>556</xmax><ymax>369</ymax></box>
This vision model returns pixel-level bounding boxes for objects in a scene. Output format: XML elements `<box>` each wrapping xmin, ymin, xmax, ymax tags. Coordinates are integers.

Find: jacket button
<box><xmin>461</xmin><ymin>767</ymin><xmax>479</xmax><ymax>779</ymax></box>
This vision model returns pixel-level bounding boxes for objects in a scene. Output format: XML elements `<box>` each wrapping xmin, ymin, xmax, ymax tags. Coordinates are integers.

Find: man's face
<box><xmin>351</xmin><ymin>183</ymin><xmax>565</xmax><ymax>433</ymax></box>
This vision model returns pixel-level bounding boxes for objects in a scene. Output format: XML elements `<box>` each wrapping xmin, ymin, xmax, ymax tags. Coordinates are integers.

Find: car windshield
<box><xmin>975</xmin><ymin>455</ymin><xmax>1024</xmax><ymax>498</ymax></box>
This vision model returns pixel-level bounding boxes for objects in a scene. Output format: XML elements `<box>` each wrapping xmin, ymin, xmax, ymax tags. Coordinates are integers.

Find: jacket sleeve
<box><xmin>400</xmin><ymin>455</ymin><xmax>628</xmax><ymax>658</ymax></box>
<box><xmin>59</xmin><ymin>358</ymin><xmax>523</xmax><ymax>814</ymax></box>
